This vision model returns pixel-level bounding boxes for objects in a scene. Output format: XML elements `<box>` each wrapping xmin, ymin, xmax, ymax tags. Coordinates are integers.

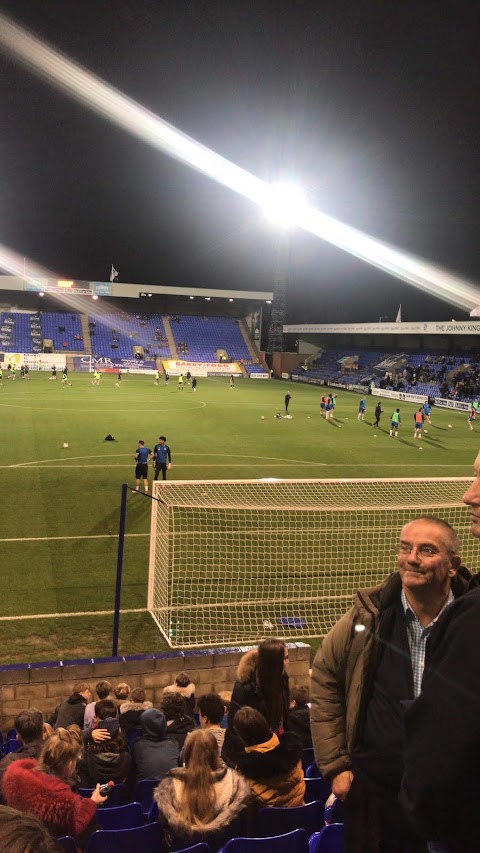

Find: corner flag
<box><xmin>110</xmin><ymin>265</ymin><xmax>119</xmax><ymax>282</ymax></box>
<box><xmin>395</xmin><ymin>304</ymin><xmax>402</xmax><ymax>322</ymax></box>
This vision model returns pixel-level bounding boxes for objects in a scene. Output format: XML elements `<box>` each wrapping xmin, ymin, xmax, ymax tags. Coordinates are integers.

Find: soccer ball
<box><xmin>260</xmin><ymin>416</ymin><xmax>265</xmax><ymax>420</ymax></box>
<box><xmin>448</xmin><ymin>424</ymin><xmax>452</xmax><ymax>429</ymax></box>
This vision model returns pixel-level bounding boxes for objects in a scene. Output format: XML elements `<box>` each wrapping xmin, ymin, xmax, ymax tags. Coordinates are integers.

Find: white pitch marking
<box><xmin>0</xmin><ymin>533</ymin><xmax>149</xmax><ymax>543</ymax></box>
<box><xmin>0</xmin><ymin>607</ymin><xmax>148</xmax><ymax>622</ymax></box>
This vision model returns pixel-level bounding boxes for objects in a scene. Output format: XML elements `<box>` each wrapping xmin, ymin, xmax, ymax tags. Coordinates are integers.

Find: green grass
<box><xmin>0</xmin><ymin>372</ymin><xmax>476</xmax><ymax>663</ymax></box>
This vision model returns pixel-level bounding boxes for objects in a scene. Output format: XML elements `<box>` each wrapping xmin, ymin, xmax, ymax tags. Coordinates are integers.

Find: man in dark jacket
<box><xmin>132</xmin><ymin>708</ymin><xmax>179</xmax><ymax>782</ymax></box>
<box><xmin>401</xmin><ymin>455</ymin><xmax>480</xmax><ymax>852</ymax></box>
<box><xmin>311</xmin><ymin>516</ymin><xmax>468</xmax><ymax>853</ymax></box>
<box><xmin>0</xmin><ymin>709</ymin><xmax>45</xmax><ymax>801</ymax></box>
<box><xmin>47</xmin><ymin>682</ymin><xmax>92</xmax><ymax>729</ymax></box>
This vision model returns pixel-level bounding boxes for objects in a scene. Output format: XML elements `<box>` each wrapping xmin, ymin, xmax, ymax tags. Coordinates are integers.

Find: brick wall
<box><xmin>0</xmin><ymin>643</ymin><xmax>311</xmax><ymax>732</ymax></box>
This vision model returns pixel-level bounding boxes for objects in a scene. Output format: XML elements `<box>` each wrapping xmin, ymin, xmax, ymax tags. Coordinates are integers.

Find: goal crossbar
<box><xmin>148</xmin><ymin>478</ymin><xmax>476</xmax><ymax>647</ymax></box>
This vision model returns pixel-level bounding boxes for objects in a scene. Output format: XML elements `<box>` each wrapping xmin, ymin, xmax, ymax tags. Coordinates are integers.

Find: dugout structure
<box><xmin>148</xmin><ymin>478</ymin><xmax>476</xmax><ymax>648</ymax></box>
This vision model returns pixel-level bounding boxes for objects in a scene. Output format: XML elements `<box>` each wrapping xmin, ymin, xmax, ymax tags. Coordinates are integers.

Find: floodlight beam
<box><xmin>0</xmin><ymin>10</ymin><xmax>479</xmax><ymax>312</ymax></box>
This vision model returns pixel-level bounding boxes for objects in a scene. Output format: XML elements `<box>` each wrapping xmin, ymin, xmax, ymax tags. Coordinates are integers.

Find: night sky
<box><xmin>1</xmin><ymin>1</ymin><xmax>479</xmax><ymax>322</ymax></box>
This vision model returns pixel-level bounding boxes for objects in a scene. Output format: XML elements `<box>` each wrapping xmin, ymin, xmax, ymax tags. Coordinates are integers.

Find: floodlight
<box><xmin>92</xmin><ymin>294</ymin><xmax>98</xmax><ymax>300</ymax></box>
<box><xmin>261</xmin><ymin>182</ymin><xmax>307</xmax><ymax>228</ymax></box>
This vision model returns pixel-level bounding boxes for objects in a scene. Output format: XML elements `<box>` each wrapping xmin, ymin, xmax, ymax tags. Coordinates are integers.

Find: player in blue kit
<box><xmin>134</xmin><ymin>440</ymin><xmax>151</xmax><ymax>493</ymax></box>
<box><xmin>422</xmin><ymin>401</ymin><xmax>432</xmax><ymax>425</ymax></box>
<box><xmin>152</xmin><ymin>435</ymin><xmax>172</xmax><ymax>481</ymax></box>
<box><xmin>358</xmin><ymin>398</ymin><xmax>366</xmax><ymax>421</ymax></box>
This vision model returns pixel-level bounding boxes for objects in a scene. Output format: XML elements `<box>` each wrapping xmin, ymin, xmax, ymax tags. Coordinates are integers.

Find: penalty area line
<box><xmin>0</xmin><ymin>533</ymin><xmax>149</xmax><ymax>543</ymax></box>
<box><xmin>0</xmin><ymin>608</ymin><xmax>148</xmax><ymax>623</ymax></box>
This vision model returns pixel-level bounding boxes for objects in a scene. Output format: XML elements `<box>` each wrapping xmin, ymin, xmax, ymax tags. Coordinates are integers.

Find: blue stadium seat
<box><xmin>3</xmin><ymin>739</ymin><xmax>21</xmax><ymax>756</ymax></box>
<box><xmin>253</xmin><ymin>801</ymin><xmax>324</xmax><ymax>838</ymax></box>
<box><xmin>304</xmin><ymin>777</ymin><xmax>331</xmax><ymax>804</ymax></box>
<box><xmin>126</xmin><ymin>726</ymin><xmax>143</xmax><ymax>751</ymax></box>
<box><xmin>84</xmin><ymin>822</ymin><xmax>164</xmax><ymax>853</ymax></box>
<box><xmin>79</xmin><ymin>783</ymin><xmax>129</xmax><ymax>807</ymax></box>
<box><xmin>222</xmin><ymin>828</ymin><xmax>308</xmax><ymax>853</ymax></box>
<box><xmin>95</xmin><ymin>802</ymin><xmax>144</xmax><ymax>830</ymax></box>
<box><xmin>56</xmin><ymin>838</ymin><xmax>77</xmax><ymax>853</ymax></box>
<box><xmin>324</xmin><ymin>798</ymin><xmax>344</xmax><ymax>825</ymax></box>
<box><xmin>132</xmin><ymin>779</ymin><xmax>159</xmax><ymax>818</ymax></box>
<box><xmin>305</xmin><ymin>760</ymin><xmax>321</xmax><ymax>778</ymax></box>
<box><xmin>174</xmin><ymin>846</ymin><xmax>210</xmax><ymax>853</ymax></box>
<box><xmin>301</xmin><ymin>748</ymin><xmax>314</xmax><ymax>773</ymax></box>
<box><xmin>308</xmin><ymin>824</ymin><xmax>344</xmax><ymax>852</ymax></box>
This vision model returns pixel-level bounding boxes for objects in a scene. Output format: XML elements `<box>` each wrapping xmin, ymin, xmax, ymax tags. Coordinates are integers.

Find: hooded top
<box><xmin>132</xmin><ymin>709</ymin><xmax>179</xmax><ymax>782</ymax></box>
<box><xmin>235</xmin><ymin>731</ymin><xmax>305</xmax><ymax>809</ymax></box>
<box><xmin>119</xmin><ymin>699</ymin><xmax>153</xmax><ymax>733</ymax></box>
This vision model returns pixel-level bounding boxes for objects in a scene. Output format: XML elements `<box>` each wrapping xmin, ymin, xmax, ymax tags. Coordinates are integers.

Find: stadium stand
<box><xmin>40</xmin><ymin>312</ymin><xmax>85</xmax><ymax>352</ymax></box>
<box><xmin>292</xmin><ymin>345</ymin><xmax>480</xmax><ymax>402</ymax></box>
<box><xmin>168</xmin><ymin>315</ymin><xmax>252</xmax><ymax>362</ymax></box>
<box><xmin>88</xmin><ymin>312</ymin><xmax>171</xmax><ymax>359</ymax></box>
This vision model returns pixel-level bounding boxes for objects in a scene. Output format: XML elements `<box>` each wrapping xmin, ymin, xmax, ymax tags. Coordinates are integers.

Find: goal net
<box><xmin>148</xmin><ymin>478</ymin><xmax>477</xmax><ymax>648</ymax></box>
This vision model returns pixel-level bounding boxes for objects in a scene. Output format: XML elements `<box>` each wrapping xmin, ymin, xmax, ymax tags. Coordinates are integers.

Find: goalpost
<box><xmin>148</xmin><ymin>478</ymin><xmax>477</xmax><ymax>648</ymax></box>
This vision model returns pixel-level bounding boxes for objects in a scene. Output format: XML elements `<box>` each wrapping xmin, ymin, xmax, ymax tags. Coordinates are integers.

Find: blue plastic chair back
<box><xmin>56</xmin><ymin>838</ymin><xmax>77</xmax><ymax>853</ymax></box>
<box><xmin>147</xmin><ymin>798</ymin><xmax>159</xmax><ymax>823</ymax></box>
<box><xmin>304</xmin><ymin>777</ymin><xmax>331</xmax><ymax>804</ymax></box>
<box><xmin>254</xmin><ymin>801</ymin><xmax>324</xmax><ymax>839</ymax></box>
<box><xmin>309</xmin><ymin>824</ymin><xmax>344</xmax><ymax>852</ymax></box>
<box><xmin>324</xmin><ymin>798</ymin><xmax>344</xmax><ymax>825</ymax></box>
<box><xmin>126</xmin><ymin>726</ymin><xmax>143</xmax><ymax>751</ymax></box>
<box><xmin>95</xmin><ymin>801</ymin><xmax>144</xmax><ymax>830</ymax></box>
<box><xmin>79</xmin><ymin>783</ymin><xmax>129</xmax><ymax>808</ymax></box>
<box><xmin>4</xmin><ymin>739</ymin><xmax>21</xmax><ymax>755</ymax></box>
<box><xmin>174</xmin><ymin>846</ymin><xmax>210</xmax><ymax>853</ymax></box>
<box><xmin>133</xmin><ymin>778</ymin><xmax>159</xmax><ymax>816</ymax></box>
<box><xmin>85</xmin><ymin>821</ymin><xmax>164</xmax><ymax>853</ymax></box>
<box><xmin>305</xmin><ymin>760</ymin><xmax>321</xmax><ymax>779</ymax></box>
<box><xmin>6</xmin><ymin>728</ymin><xmax>17</xmax><ymax>741</ymax></box>
<box><xmin>301</xmin><ymin>748</ymin><xmax>315</xmax><ymax>773</ymax></box>
<box><xmin>222</xmin><ymin>828</ymin><xmax>309</xmax><ymax>853</ymax></box>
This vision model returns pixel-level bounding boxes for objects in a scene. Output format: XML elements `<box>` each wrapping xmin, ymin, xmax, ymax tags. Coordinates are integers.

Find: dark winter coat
<box><xmin>78</xmin><ymin>748</ymin><xmax>131</xmax><ymax>788</ymax></box>
<box><xmin>287</xmin><ymin>706</ymin><xmax>313</xmax><ymax>749</ymax></box>
<box><xmin>165</xmin><ymin>715</ymin><xmax>196</xmax><ymax>750</ymax></box>
<box><xmin>401</xmin><ymin>584</ymin><xmax>480</xmax><ymax>852</ymax></box>
<box><xmin>162</xmin><ymin>682</ymin><xmax>196</xmax><ymax>717</ymax></box>
<box><xmin>48</xmin><ymin>693</ymin><xmax>88</xmax><ymax>729</ymax></box>
<box><xmin>235</xmin><ymin>731</ymin><xmax>305</xmax><ymax>809</ymax></box>
<box><xmin>2</xmin><ymin>758</ymin><xmax>97</xmax><ymax>845</ymax></box>
<box><xmin>0</xmin><ymin>739</ymin><xmax>44</xmax><ymax>803</ymax></box>
<box><xmin>119</xmin><ymin>699</ymin><xmax>153</xmax><ymax>733</ymax></box>
<box><xmin>132</xmin><ymin>708</ymin><xmax>179</xmax><ymax>782</ymax></box>
<box><xmin>222</xmin><ymin>648</ymin><xmax>290</xmax><ymax>766</ymax></box>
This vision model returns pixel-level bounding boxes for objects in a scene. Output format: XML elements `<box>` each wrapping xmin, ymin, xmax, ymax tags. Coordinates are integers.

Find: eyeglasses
<box><xmin>398</xmin><ymin>543</ymin><xmax>439</xmax><ymax>558</ymax></box>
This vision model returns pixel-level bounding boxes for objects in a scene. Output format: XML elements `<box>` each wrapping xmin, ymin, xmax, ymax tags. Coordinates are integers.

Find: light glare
<box><xmin>261</xmin><ymin>183</ymin><xmax>308</xmax><ymax>229</ymax></box>
<box><xmin>0</xmin><ymin>10</ymin><xmax>479</xmax><ymax>311</ymax></box>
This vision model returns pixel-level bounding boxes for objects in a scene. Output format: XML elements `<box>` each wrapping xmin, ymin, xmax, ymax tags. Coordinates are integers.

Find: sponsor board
<box><xmin>281</xmin><ymin>373</ymin><xmax>290</xmax><ymax>380</ymax></box>
<box><xmin>249</xmin><ymin>373</ymin><xmax>269</xmax><ymax>379</ymax></box>
<box><xmin>162</xmin><ymin>360</ymin><xmax>242</xmax><ymax>376</ymax></box>
<box><xmin>74</xmin><ymin>356</ymin><xmax>156</xmax><ymax>371</ymax></box>
<box><xmin>0</xmin><ymin>353</ymin><xmax>66</xmax><ymax>370</ymax></box>
<box><xmin>372</xmin><ymin>388</ymin><xmax>428</xmax><ymax>404</ymax></box>
<box><xmin>434</xmin><ymin>398</ymin><xmax>472</xmax><ymax>412</ymax></box>
<box><xmin>285</xmin><ymin>320</ymin><xmax>480</xmax><ymax>336</ymax></box>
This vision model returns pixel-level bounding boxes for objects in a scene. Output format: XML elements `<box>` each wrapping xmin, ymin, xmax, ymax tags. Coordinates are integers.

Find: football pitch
<box><xmin>0</xmin><ymin>372</ymin><xmax>477</xmax><ymax>663</ymax></box>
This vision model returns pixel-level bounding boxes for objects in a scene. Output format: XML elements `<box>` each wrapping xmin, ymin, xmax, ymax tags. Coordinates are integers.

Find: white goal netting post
<box><xmin>148</xmin><ymin>478</ymin><xmax>477</xmax><ymax>648</ymax></box>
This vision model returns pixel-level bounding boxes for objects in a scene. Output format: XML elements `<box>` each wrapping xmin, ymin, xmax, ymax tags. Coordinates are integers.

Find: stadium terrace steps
<box><xmin>162</xmin><ymin>316</ymin><xmax>178</xmax><ymax>359</ymax></box>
